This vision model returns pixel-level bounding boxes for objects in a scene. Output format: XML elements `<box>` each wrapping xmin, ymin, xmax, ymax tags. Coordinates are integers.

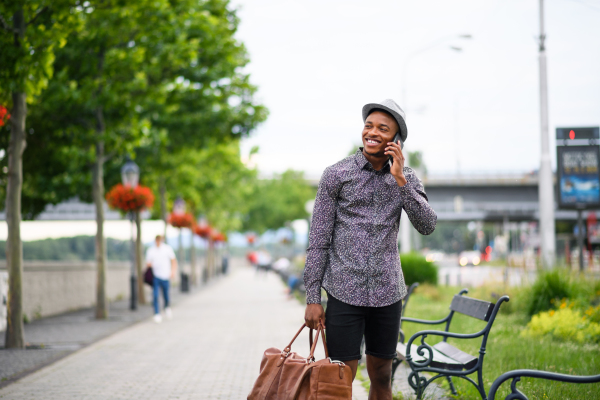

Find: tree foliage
<box><xmin>242</xmin><ymin>170</ymin><xmax>315</xmax><ymax>233</ymax></box>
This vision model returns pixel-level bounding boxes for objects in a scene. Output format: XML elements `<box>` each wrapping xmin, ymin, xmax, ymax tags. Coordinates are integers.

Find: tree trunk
<box><xmin>190</xmin><ymin>235</ymin><xmax>196</xmax><ymax>285</ymax></box>
<box><xmin>5</xmin><ymin>90</ymin><xmax>27</xmax><ymax>349</ymax></box>
<box><xmin>135</xmin><ymin>211</ymin><xmax>145</xmax><ymax>304</ymax></box>
<box><xmin>5</xmin><ymin>8</ymin><xmax>27</xmax><ymax>350</ymax></box>
<box><xmin>159</xmin><ymin>176</ymin><xmax>167</xmax><ymax>238</ymax></box>
<box><xmin>93</xmin><ymin>117</ymin><xmax>107</xmax><ymax>319</ymax></box>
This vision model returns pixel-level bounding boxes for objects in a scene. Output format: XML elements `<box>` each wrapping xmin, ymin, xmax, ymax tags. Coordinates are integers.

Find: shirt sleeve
<box><xmin>303</xmin><ymin>167</ymin><xmax>341</xmax><ymax>304</ymax></box>
<box><xmin>145</xmin><ymin>248</ymin><xmax>153</xmax><ymax>265</ymax></box>
<box><xmin>168</xmin><ymin>246</ymin><xmax>176</xmax><ymax>260</ymax></box>
<box><xmin>398</xmin><ymin>167</ymin><xmax>437</xmax><ymax>235</ymax></box>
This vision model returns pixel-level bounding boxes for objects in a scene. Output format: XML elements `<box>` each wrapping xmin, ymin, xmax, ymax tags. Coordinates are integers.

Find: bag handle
<box><xmin>307</xmin><ymin>321</ymin><xmax>328</xmax><ymax>361</ymax></box>
<box><xmin>284</xmin><ymin>321</ymin><xmax>328</xmax><ymax>360</ymax></box>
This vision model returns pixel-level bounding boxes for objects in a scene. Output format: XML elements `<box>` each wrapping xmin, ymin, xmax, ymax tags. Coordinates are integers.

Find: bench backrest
<box><xmin>450</xmin><ymin>295</ymin><xmax>495</xmax><ymax>321</ymax></box>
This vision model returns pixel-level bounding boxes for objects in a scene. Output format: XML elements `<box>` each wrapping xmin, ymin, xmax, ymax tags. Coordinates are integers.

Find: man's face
<box><xmin>155</xmin><ymin>237</ymin><xmax>162</xmax><ymax>246</ymax></box>
<box><xmin>362</xmin><ymin>111</ymin><xmax>399</xmax><ymax>158</ymax></box>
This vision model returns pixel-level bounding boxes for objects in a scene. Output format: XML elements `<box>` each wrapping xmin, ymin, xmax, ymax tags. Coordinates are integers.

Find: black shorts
<box><xmin>324</xmin><ymin>293</ymin><xmax>402</xmax><ymax>362</ymax></box>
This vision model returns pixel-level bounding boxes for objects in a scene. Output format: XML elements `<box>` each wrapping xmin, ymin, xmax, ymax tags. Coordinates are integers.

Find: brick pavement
<box><xmin>0</xmin><ymin>282</ymin><xmax>178</xmax><ymax>385</ymax></box>
<box><xmin>0</xmin><ymin>266</ymin><xmax>369</xmax><ymax>399</ymax></box>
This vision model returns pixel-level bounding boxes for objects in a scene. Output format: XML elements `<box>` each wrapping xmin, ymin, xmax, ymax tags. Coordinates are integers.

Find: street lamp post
<box><xmin>537</xmin><ymin>0</ymin><xmax>555</xmax><ymax>268</ymax></box>
<box><xmin>172</xmin><ymin>197</ymin><xmax>188</xmax><ymax>291</ymax></box>
<box><xmin>399</xmin><ymin>34</ymin><xmax>471</xmax><ymax>254</ymax></box>
<box><xmin>121</xmin><ymin>159</ymin><xmax>140</xmax><ymax>311</ymax></box>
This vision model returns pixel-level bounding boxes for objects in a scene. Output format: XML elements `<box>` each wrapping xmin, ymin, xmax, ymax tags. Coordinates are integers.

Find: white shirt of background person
<box><xmin>146</xmin><ymin>238</ymin><xmax>177</xmax><ymax>280</ymax></box>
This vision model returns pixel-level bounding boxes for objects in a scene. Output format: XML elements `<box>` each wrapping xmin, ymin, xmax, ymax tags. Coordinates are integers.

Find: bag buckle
<box><xmin>328</xmin><ymin>357</ymin><xmax>345</xmax><ymax>366</ymax></box>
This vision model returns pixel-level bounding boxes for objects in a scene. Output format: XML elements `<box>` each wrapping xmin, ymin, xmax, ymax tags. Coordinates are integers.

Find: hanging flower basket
<box><xmin>194</xmin><ymin>224</ymin><xmax>212</xmax><ymax>238</ymax></box>
<box><xmin>169</xmin><ymin>212</ymin><xmax>194</xmax><ymax>228</ymax></box>
<box><xmin>106</xmin><ymin>184</ymin><xmax>155</xmax><ymax>212</ymax></box>
<box><xmin>0</xmin><ymin>105</ymin><xmax>10</xmax><ymax>127</ymax></box>
<box><xmin>211</xmin><ymin>232</ymin><xmax>227</xmax><ymax>243</ymax></box>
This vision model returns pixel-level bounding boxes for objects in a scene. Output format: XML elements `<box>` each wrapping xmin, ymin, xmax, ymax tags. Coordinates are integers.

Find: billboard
<box><xmin>557</xmin><ymin>145</ymin><xmax>600</xmax><ymax>209</ymax></box>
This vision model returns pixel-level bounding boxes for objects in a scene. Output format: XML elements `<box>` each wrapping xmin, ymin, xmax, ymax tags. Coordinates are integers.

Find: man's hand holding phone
<box><xmin>385</xmin><ymin>136</ymin><xmax>407</xmax><ymax>187</ymax></box>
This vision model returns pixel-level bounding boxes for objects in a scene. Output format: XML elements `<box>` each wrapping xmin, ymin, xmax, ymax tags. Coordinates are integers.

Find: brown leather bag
<box><xmin>247</xmin><ymin>323</ymin><xmax>353</xmax><ymax>400</ymax></box>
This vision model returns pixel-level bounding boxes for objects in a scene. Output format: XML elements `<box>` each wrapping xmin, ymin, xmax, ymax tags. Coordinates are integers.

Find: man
<box><xmin>146</xmin><ymin>235</ymin><xmax>177</xmax><ymax>323</ymax></box>
<box><xmin>303</xmin><ymin>99</ymin><xmax>437</xmax><ymax>399</ymax></box>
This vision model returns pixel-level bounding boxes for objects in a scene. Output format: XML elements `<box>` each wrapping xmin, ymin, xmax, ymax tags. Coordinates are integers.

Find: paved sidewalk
<box><xmin>0</xmin><ymin>267</ymin><xmax>369</xmax><ymax>399</ymax></box>
<box><xmin>0</xmin><ymin>278</ymin><xmax>192</xmax><ymax>386</ymax></box>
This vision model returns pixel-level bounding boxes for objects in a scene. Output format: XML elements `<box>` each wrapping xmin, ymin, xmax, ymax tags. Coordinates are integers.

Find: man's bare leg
<box><xmin>366</xmin><ymin>355</ymin><xmax>393</xmax><ymax>400</ymax></box>
<box><xmin>345</xmin><ymin>359</ymin><xmax>359</xmax><ymax>380</ymax></box>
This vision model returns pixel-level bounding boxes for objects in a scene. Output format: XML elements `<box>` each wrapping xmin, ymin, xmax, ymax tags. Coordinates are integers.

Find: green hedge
<box><xmin>400</xmin><ymin>252</ymin><xmax>438</xmax><ymax>286</ymax></box>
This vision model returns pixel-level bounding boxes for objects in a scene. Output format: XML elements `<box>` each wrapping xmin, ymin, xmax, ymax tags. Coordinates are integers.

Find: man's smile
<box><xmin>364</xmin><ymin>137</ymin><xmax>381</xmax><ymax>148</ymax></box>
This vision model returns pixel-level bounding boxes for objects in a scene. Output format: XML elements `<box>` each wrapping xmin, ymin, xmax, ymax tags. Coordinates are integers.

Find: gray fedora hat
<box><xmin>362</xmin><ymin>99</ymin><xmax>408</xmax><ymax>143</ymax></box>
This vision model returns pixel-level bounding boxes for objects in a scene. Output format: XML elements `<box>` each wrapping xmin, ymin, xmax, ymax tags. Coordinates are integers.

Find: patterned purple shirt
<box><xmin>303</xmin><ymin>149</ymin><xmax>437</xmax><ymax>307</ymax></box>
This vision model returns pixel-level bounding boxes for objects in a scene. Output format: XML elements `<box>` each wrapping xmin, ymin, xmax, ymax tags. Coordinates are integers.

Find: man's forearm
<box><xmin>303</xmin><ymin>249</ymin><xmax>328</xmax><ymax>304</ymax></box>
<box><xmin>399</xmin><ymin>181</ymin><xmax>437</xmax><ymax>235</ymax></box>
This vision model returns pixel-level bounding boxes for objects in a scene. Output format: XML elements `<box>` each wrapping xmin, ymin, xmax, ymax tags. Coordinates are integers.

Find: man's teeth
<box><xmin>367</xmin><ymin>139</ymin><xmax>378</xmax><ymax>144</ymax></box>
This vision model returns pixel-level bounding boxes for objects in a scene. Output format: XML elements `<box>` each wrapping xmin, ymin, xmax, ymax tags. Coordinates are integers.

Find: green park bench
<box><xmin>488</xmin><ymin>369</ymin><xmax>600</xmax><ymax>400</ymax></box>
<box><xmin>396</xmin><ymin>288</ymin><xmax>510</xmax><ymax>399</ymax></box>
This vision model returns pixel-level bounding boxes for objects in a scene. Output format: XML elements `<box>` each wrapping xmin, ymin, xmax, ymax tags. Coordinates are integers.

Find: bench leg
<box><xmin>408</xmin><ymin>371</ymin><xmax>427</xmax><ymax>399</ymax></box>
<box><xmin>446</xmin><ymin>376</ymin><xmax>458</xmax><ymax>396</ymax></box>
<box><xmin>391</xmin><ymin>358</ymin><xmax>402</xmax><ymax>382</ymax></box>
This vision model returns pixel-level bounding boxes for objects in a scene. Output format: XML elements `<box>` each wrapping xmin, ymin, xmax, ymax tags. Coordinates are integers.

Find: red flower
<box><xmin>168</xmin><ymin>212</ymin><xmax>194</xmax><ymax>228</ymax></box>
<box><xmin>211</xmin><ymin>231</ymin><xmax>227</xmax><ymax>243</ymax></box>
<box><xmin>194</xmin><ymin>224</ymin><xmax>212</xmax><ymax>238</ymax></box>
<box><xmin>106</xmin><ymin>184</ymin><xmax>155</xmax><ymax>212</ymax></box>
<box><xmin>0</xmin><ymin>105</ymin><xmax>10</xmax><ymax>127</ymax></box>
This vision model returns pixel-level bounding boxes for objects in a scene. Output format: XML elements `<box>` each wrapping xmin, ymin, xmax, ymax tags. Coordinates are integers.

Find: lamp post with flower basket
<box><xmin>106</xmin><ymin>160</ymin><xmax>154</xmax><ymax>310</ymax></box>
<box><xmin>212</xmin><ymin>231</ymin><xmax>227</xmax><ymax>275</ymax></box>
<box><xmin>193</xmin><ymin>220</ymin><xmax>211</xmax><ymax>283</ymax></box>
<box><xmin>169</xmin><ymin>198</ymin><xmax>193</xmax><ymax>292</ymax></box>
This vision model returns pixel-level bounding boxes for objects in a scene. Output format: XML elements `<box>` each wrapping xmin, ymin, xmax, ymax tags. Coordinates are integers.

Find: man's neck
<box><xmin>362</xmin><ymin>149</ymin><xmax>387</xmax><ymax>171</ymax></box>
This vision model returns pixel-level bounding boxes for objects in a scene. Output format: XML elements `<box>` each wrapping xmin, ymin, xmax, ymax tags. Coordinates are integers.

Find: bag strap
<box><xmin>307</xmin><ymin>322</ymin><xmax>328</xmax><ymax>361</ymax></box>
<box><xmin>282</xmin><ymin>323</ymin><xmax>308</xmax><ymax>355</ymax></box>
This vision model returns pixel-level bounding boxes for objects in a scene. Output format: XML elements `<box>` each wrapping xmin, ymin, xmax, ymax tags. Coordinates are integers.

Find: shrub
<box><xmin>525</xmin><ymin>269</ymin><xmax>572</xmax><ymax>317</ymax></box>
<box><xmin>521</xmin><ymin>302</ymin><xmax>600</xmax><ymax>343</ymax></box>
<box><xmin>400</xmin><ymin>252</ymin><xmax>438</xmax><ymax>286</ymax></box>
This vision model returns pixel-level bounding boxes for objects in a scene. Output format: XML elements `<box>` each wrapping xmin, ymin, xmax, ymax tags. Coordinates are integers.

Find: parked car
<box><xmin>459</xmin><ymin>251</ymin><xmax>481</xmax><ymax>266</ymax></box>
<box><xmin>425</xmin><ymin>251</ymin><xmax>444</xmax><ymax>263</ymax></box>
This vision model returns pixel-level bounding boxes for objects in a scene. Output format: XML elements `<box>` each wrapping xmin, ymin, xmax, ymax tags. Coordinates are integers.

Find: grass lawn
<box><xmin>401</xmin><ymin>285</ymin><xmax>600</xmax><ymax>400</ymax></box>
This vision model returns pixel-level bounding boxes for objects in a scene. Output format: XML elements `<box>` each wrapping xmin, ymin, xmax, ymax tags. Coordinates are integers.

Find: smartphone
<box><xmin>388</xmin><ymin>132</ymin><xmax>404</xmax><ymax>165</ymax></box>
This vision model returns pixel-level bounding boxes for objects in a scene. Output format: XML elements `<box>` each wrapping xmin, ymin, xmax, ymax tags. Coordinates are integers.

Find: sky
<box><xmin>233</xmin><ymin>0</ymin><xmax>600</xmax><ymax>178</ymax></box>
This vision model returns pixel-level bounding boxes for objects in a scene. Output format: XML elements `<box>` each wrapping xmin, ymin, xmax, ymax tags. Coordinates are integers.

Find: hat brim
<box><xmin>362</xmin><ymin>103</ymin><xmax>408</xmax><ymax>143</ymax></box>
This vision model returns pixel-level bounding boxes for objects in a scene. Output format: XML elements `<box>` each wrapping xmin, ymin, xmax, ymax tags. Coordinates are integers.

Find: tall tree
<box><xmin>31</xmin><ymin>0</ymin><xmax>172</xmax><ymax>319</ymax></box>
<box><xmin>0</xmin><ymin>1</ymin><xmax>78</xmax><ymax>348</ymax></box>
<box><xmin>134</xmin><ymin>0</ymin><xmax>267</xmax><ymax>230</ymax></box>
<box><xmin>27</xmin><ymin>0</ymin><xmax>266</xmax><ymax>317</ymax></box>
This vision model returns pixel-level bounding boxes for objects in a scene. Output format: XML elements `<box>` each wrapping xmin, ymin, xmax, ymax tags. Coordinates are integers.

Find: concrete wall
<box><xmin>0</xmin><ymin>261</ymin><xmax>130</xmax><ymax>321</ymax></box>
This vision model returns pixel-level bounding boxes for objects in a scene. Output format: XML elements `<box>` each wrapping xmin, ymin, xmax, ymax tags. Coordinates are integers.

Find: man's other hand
<box><xmin>304</xmin><ymin>303</ymin><xmax>325</xmax><ymax>329</ymax></box>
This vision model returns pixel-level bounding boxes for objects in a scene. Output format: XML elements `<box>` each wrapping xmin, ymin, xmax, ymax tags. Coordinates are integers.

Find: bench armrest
<box><xmin>488</xmin><ymin>369</ymin><xmax>600</xmax><ymax>400</ymax></box>
<box><xmin>402</xmin><ymin>315</ymin><xmax>451</xmax><ymax>325</ymax></box>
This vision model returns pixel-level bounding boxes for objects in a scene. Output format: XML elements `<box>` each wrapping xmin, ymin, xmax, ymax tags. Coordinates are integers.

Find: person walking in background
<box><xmin>146</xmin><ymin>235</ymin><xmax>177</xmax><ymax>323</ymax></box>
<box><xmin>303</xmin><ymin>99</ymin><xmax>437</xmax><ymax>399</ymax></box>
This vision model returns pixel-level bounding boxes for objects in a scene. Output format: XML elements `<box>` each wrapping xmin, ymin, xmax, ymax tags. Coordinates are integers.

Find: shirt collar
<box><xmin>354</xmin><ymin>148</ymin><xmax>390</xmax><ymax>173</ymax></box>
